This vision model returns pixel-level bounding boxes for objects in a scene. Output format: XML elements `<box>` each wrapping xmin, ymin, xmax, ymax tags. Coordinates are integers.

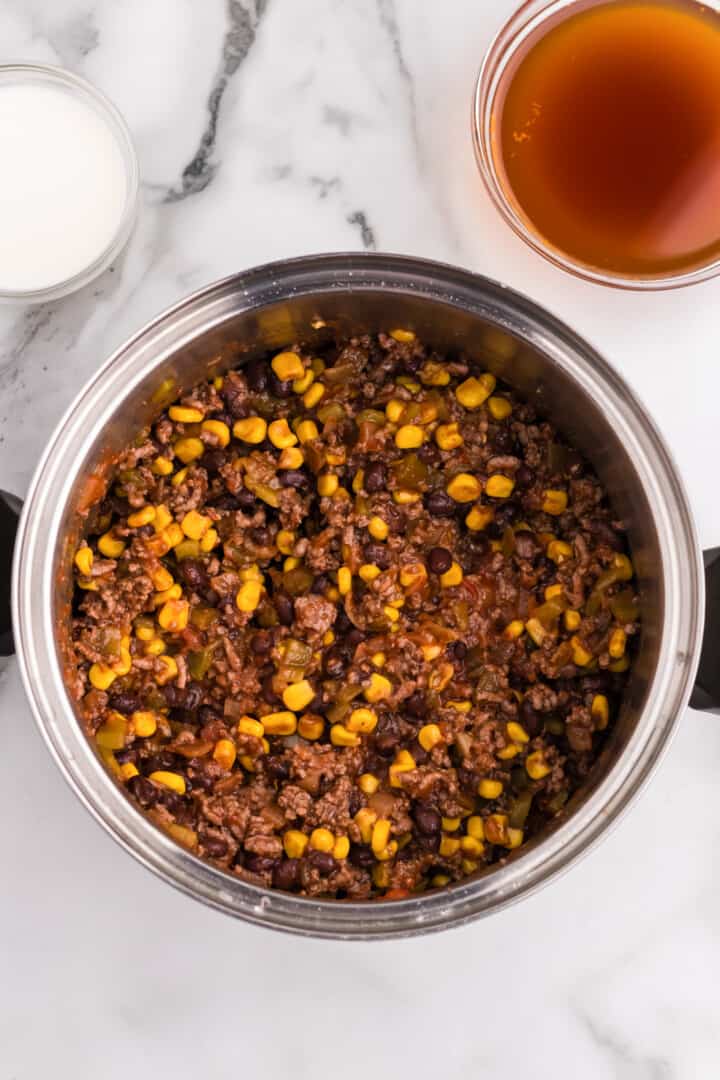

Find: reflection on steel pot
<box><xmin>8</xmin><ymin>254</ymin><xmax>720</xmax><ymax>938</ymax></box>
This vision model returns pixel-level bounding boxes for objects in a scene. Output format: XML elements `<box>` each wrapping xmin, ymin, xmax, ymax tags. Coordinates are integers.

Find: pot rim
<box><xmin>12</xmin><ymin>252</ymin><xmax>704</xmax><ymax>938</ymax></box>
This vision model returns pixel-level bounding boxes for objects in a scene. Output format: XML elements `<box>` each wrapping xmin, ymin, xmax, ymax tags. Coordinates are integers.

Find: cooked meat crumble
<box><xmin>68</xmin><ymin>329</ymin><xmax>639</xmax><ymax>899</ymax></box>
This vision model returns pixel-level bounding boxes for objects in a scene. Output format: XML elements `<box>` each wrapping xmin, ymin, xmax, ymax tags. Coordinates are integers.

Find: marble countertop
<box><xmin>1</xmin><ymin>1</ymin><xmax>719</xmax><ymax>1076</ymax></box>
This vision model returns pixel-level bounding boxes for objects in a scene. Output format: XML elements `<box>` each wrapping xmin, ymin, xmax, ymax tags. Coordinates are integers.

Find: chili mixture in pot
<box><xmin>69</xmin><ymin>331</ymin><xmax>638</xmax><ymax>899</ymax></box>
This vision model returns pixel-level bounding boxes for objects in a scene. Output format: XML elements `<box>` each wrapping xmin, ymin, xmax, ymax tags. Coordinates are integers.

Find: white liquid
<box><xmin>0</xmin><ymin>82</ymin><xmax>129</xmax><ymax>292</ymax></box>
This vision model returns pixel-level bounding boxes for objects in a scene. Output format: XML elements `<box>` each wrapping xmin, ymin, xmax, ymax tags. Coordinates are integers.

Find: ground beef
<box><xmin>67</xmin><ymin>330</ymin><xmax>638</xmax><ymax>899</ymax></box>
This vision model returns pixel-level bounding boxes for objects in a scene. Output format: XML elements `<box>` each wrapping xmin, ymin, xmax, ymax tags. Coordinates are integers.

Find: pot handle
<box><xmin>0</xmin><ymin>490</ymin><xmax>22</xmax><ymax>659</ymax></box>
<box><xmin>690</xmin><ymin>547</ymin><xmax>720</xmax><ymax>713</ymax></box>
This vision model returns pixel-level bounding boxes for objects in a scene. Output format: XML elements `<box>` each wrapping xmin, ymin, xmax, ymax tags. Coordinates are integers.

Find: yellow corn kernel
<box><xmin>355</xmin><ymin>807</ymin><xmax>378</xmax><ymax>844</ymax></box>
<box><xmin>157</xmin><ymin>599</ymin><xmax>189</xmax><ymax>633</ymax></box>
<box><xmin>169</xmin><ymin>405</ymin><xmax>204</xmax><ymax>424</ymax></box>
<box><xmin>421</xmin><ymin>643</ymin><xmax>442</xmax><ymax>661</ymax></box>
<box><xmin>371</xmin><ymin>818</ymin><xmax>391</xmax><ymax>855</ymax></box>
<box><xmin>609</xmin><ymin>628</ymin><xmax>627</xmax><ymax>658</ymax></box>
<box><xmin>506</xmin><ymin>828</ymin><xmax>524</xmax><ymax>849</ymax></box>
<box><xmin>233</xmin><ymin>416</ymin><xmax>267</xmax><ymax>444</ymax></box>
<box><xmin>347</xmin><ymin>707</ymin><xmax>378</xmax><ymax>734</ymax></box>
<box><xmin>439</xmin><ymin>836</ymin><xmax>461</xmax><ymax>857</ymax></box>
<box><xmin>95</xmin><ymin>712</ymin><xmax>127</xmax><ymax>750</ymax></box>
<box><xmin>131</xmin><ymin>710</ymin><xmax>158</xmax><ymax>738</ymax></box>
<box><xmin>150</xmin><ymin>566</ymin><xmax>174</xmax><ymax>592</ymax></box>
<box><xmin>201</xmin><ymin>419</ymin><xmax>230</xmax><ymax>447</ymax></box>
<box><xmin>303</xmin><ymin>382</ymin><xmax>325</xmax><ymax>409</ymax></box>
<box><xmin>212</xmin><ymin>738</ymin><xmax>236</xmax><ymax>771</ymax></box>
<box><xmin>323</xmin><ymin>630</ymin><xmax>335</xmax><ymax>648</ymax></box>
<box><xmin>364</xmin><ymin>673</ymin><xmax>391</xmax><ymax>703</ymax></box>
<box><xmin>371</xmin><ymin>652</ymin><xmax>386</xmax><ymax>669</ymax></box>
<box><xmin>389</xmin><ymin>749</ymin><xmax>416</xmax><ymax>787</ymax></box>
<box><xmin>128</xmin><ymin>505</ymin><xmax>156</xmax><ymax>528</ymax></box>
<box><xmin>272</xmin><ymin>351</ymin><xmax>305</xmax><ymax>381</ymax></box>
<box><xmin>526</xmin><ymin>751</ymin><xmax>551</xmax><ymax>780</ymax></box>
<box><xmin>368</xmin><ymin>516</ymin><xmax>389</xmax><ymax>541</ymax></box>
<box><xmin>238</xmin><ymin>716</ymin><xmax>264</xmax><ymax>739</ymax></box>
<box><xmin>181</xmin><ymin>509</ymin><xmax>212</xmax><ymax>540</ymax></box>
<box><xmin>171</xmin><ymin>467</ymin><xmax>189</xmax><ymax>488</ymax></box>
<box><xmin>213</xmin><ymin>375</ymin><xmax>224</xmax><ymax>389</ymax></box>
<box><xmin>74</xmin><ymin>546</ymin><xmax>94</xmax><ymax>576</ymax></box>
<box><xmin>440</xmin><ymin>561</ymin><xmax>463</xmax><ymax>588</ymax></box>
<box><xmin>455</xmin><ymin>373</ymin><xmax>496</xmax><ymax>409</ymax></box>
<box><xmin>292</xmin><ymin>368</ymin><xmax>315</xmax><ymax>395</ymax></box>
<box><xmin>506</xmin><ymin>722</ymin><xmax>529</xmax><ymax>745</ymax></box>
<box><xmin>547</xmin><ymin>539</ymin><xmax>573</xmax><ymax>563</ymax></box>
<box><xmin>318</xmin><ymin>473</ymin><xmax>339</xmax><ymax>497</ymax></box>
<box><xmin>296</xmin><ymin>419</ymin><xmax>319</xmax><ymax>444</ymax></box>
<box><xmin>392</xmin><ymin>488</ymin><xmax>419</xmax><ymax>505</ymax></box>
<box><xmin>465</xmin><ymin>505</ymin><xmax>494</xmax><ymax>531</ymax></box>
<box><xmin>478</xmin><ymin>778</ymin><xmax>504</xmax><ymax>800</ymax></box>
<box><xmin>144</xmin><ymin>637</ymin><xmax>165</xmax><ymax>657</ymax></box>
<box><xmin>155</xmin><ymin>655</ymin><xmax>178</xmax><ymax>685</ymax></box>
<box><xmin>267</xmin><ymin>418</ymin><xmax>296</xmax><ymax>449</ymax></box>
<box><xmin>88</xmin><ymin>663</ymin><xmax>116</xmax><ymax>691</ymax></box>
<box><xmin>447</xmin><ymin>473</ymin><xmax>481</xmax><ymax>503</ymax></box>
<box><xmin>399</xmin><ymin>563</ymin><xmax>427</xmax><ymax>590</ymax></box>
<box><xmin>467</xmin><ymin>815</ymin><xmax>485</xmax><ymax>841</ymax></box>
<box><xmin>385</xmin><ymin>399</ymin><xmax>405</xmax><ymax>424</ymax></box>
<box><xmin>591</xmin><ymin>694</ymin><xmax>609</xmax><ymax>730</ymax></box>
<box><xmin>152</xmin><ymin>456</ymin><xmax>174</xmax><ymax>476</ymax></box>
<box><xmin>262</xmin><ymin>711</ymin><xmax>297</xmax><ymax>736</ymax></box>
<box><xmin>359</xmin><ymin>563</ymin><xmax>381</xmax><ymax>583</ymax></box>
<box><xmin>564</xmin><ymin>609</ymin><xmax>581</xmax><ymax>631</ymax></box>
<box><xmin>435</xmin><ymin>422</ymin><xmax>464</xmax><ymax>450</ymax></box>
<box><xmin>200</xmin><ymin>528</ymin><xmax>219</xmax><ymax>553</ymax></box>
<box><xmin>333</xmin><ymin>835</ymin><xmax>350</xmax><ymax>860</ymax></box>
<box><xmin>448</xmin><ymin>699</ymin><xmax>472</xmax><ymax>713</ymax></box>
<box><xmin>282</xmin><ymin>680</ymin><xmax>315</xmax><ymax>712</ymax></box>
<box><xmin>504</xmin><ymin>619</ymin><xmax>525</xmax><ymax>640</ymax></box>
<box><xmin>497</xmin><ymin>743</ymin><xmax>521</xmax><ymax>760</ymax></box>
<box><xmin>613</xmin><ymin>553</ymin><xmax>634</xmax><ymax>581</ymax></box>
<box><xmin>525</xmin><ymin>618</ymin><xmax>546</xmax><ymax>647</ymax></box>
<box><xmin>420</xmin><ymin>360</ymin><xmax>450</xmax><ymax>386</ymax></box>
<box><xmin>358</xmin><ymin>773</ymin><xmax>380</xmax><ymax>795</ymax></box>
<box><xmin>239</xmin><ymin>564</ymin><xmax>264</xmax><ymax>583</ymax></box>
<box><xmin>294</xmin><ymin>714</ymin><xmax>322</xmax><ymax>743</ymax></box>
<box><xmin>153</xmin><ymin>584</ymin><xmax>182</xmax><ymax>607</ymax></box>
<box><xmin>395</xmin><ymin>424</ymin><xmax>424</xmax><ymax>449</ymax></box>
<box><xmin>150</xmin><ymin>770</ymin><xmax>186</xmax><ymax>794</ymax></box>
<box><xmin>542</xmin><ymin>489</ymin><xmax>568</xmax><ymax>516</ymax></box>
<box><xmin>485</xmin><ymin>474</ymin><xmax>515</xmax><ymax>499</ymax></box>
<box><xmin>383</xmin><ymin>605</ymin><xmax>400</xmax><ymax>623</ymax></box>
<box><xmin>389</xmin><ymin>328</ymin><xmax>416</xmax><ymax>343</ymax></box>
<box><xmin>278</xmin><ymin>447</ymin><xmax>304</xmax><ymax>471</ymax></box>
<box><xmin>134</xmin><ymin>617</ymin><xmax>155</xmax><ymax>641</ymax></box>
<box><xmin>570</xmin><ymin>635</ymin><xmax>593</xmax><ymax>666</ymax></box>
<box><xmin>326</xmin><ymin>587</ymin><xmax>340</xmax><ymax>602</ymax></box>
<box><xmin>396</xmin><ymin>375</ymin><xmax>420</xmax><ymax>393</ymax></box>
<box><xmin>282</xmin><ymin>557</ymin><xmax>300</xmax><ymax>573</ymax></box>
<box><xmin>236</xmin><ymin>580</ymin><xmax>263</xmax><ymax>613</ymax></box>
<box><xmin>153</xmin><ymin>505</ymin><xmax>172</xmax><ymax>532</ymax></box>
<box><xmin>418</xmin><ymin>723</ymin><xmax>442</xmax><ymax>751</ymax></box>
<box><xmin>310</xmin><ymin>827</ymin><xmax>335</xmax><ymax>853</ymax></box>
<box><xmin>461</xmin><ymin>836</ymin><xmax>484</xmax><ymax>857</ymax></box>
<box><xmin>351</xmin><ymin>468</ymin><xmax>365</xmax><ymax>495</ymax></box>
<box><xmin>98</xmin><ymin>532</ymin><xmax>125</xmax><ymax>559</ymax></box>
<box><xmin>337</xmin><ymin>566</ymin><xmax>352</xmax><ymax>596</ymax></box>
<box><xmin>174</xmin><ymin>437</ymin><xmax>204</xmax><ymax>463</ymax></box>
<box><xmin>488</xmin><ymin>395</ymin><xmax>512</xmax><ymax>420</ymax></box>
<box><xmin>276</xmin><ymin>529</ymin><xmax>295</xmax><ymax>555</ymax></box>
<box><xmin>431</xmin><ymin>873</ymin><xmax>451</xmax><ymax>887</ymax></box>
<box><xmin>330</xmin><ymin>723</ymin><xmax>361</xmax><ymax>747</ymax></box>
<box><xmin>609</xmin><ymin>655</ymin><xmax>630</xmax><ymax>673</ymax></box>
<box><xmin>120</xmin><ymin>762</ymin><xmax>139</xmax><ymax>781</ymax></box>
<box><xmin>283</xmin><ymin>829</ymin><xmax>308</xmax><ymax>859</ymax></box>
<box><xmin>545</xmin><ymin>584</ymin><xmax>564</xmax><ymax>600</ymax></box>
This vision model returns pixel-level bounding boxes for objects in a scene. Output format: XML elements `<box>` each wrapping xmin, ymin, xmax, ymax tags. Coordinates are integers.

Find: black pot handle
<box><xmin>0</xmin><ymin>490</ymin><xmax>22</xmax><ymax>658</ymax></box>
<box><xmin>690</xmin><ymin>547</ymin><xmax>720</xmax><ymax>713</ymax></box>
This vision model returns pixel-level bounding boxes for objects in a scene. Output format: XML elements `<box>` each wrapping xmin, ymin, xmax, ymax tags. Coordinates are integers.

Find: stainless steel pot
<box><xmin>4</xmin><ymin>253</ymin><xmax>718</xmax><ymax>938</ymax></box>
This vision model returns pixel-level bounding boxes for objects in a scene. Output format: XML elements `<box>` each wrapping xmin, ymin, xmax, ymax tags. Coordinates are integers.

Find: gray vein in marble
<box><xmin>577</xmin><ymin>1010</ymin><xmax>674</xmax><ymax>1079</ymax></box>
<box><xmin>0</xmin><ymin>308</ymin><xmax>53</xmax><ymax>381</ymax></box>
<box><xmin>310</xmin><ymin>175</ymin><xmax>341</xmax><ymax>200</ymax></box>
<box><xmin>346</xmin><ymin>210</ymin><xmax>377</xmax><ymax>250</ymax></box>
<box><xmin>376</xmin><ymin>0</ymin><xmax>419</xmax><ymax>152</ymax></box>
<box><xmin>322</xmin><ymin>104</ymin><xmax>360</xmax><ymax>137</ymax></box>
<box><xmin>165</xmin><ymin>0</ymin><xmax>270</xmax><ymax>203</ymax></box>
<box><xmin>44</xmin><ymin>9</ymin><xmax>99</xmax><ymax>65</ymax></box>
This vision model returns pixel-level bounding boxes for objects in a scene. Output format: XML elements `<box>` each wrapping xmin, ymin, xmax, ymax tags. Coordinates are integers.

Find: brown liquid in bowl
<box><xmin>496</xmin><ymin>0</ymin><xmax>720</xmax><ymax>276</ymax></box>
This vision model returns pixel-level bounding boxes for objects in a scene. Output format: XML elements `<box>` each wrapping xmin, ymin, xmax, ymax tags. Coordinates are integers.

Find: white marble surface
<box><xmin>1</xmin><ymin>1</ymin><xmax>719</xmax><ymax>1076</ymax></box>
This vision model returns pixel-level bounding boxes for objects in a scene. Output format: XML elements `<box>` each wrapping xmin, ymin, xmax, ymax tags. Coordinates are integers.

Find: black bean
<box><xmin>348</xmin><ymin>789</ymin><xmax>363</xmax><ymax>817</ymax></box>
<box><xmin>492</xmin><ymin>428</ymin><xmax>515</xmax><ymax>454</ymax></box>
<box><xmin>335</xmin><ymin>608</ymin><xmax>352</xmax><ymax>633</ymax></box>
<box><xmin>449</xmin><ymin>640</ymin><xmax>468</xmax><ymax>661</ymax></box>
<box><xmin>413</xmin><ymin>805</ymin><xmax>441</xmax><ymax>835</ymax></box>
<box><xmin>201</xmin><ymin>835</ymin><xmax>228</xmax><ymax>859</ymax></box>
<box><xmin>178</xmin><ymin>559</ymin><xmax>210</xmax><ymax>591</ymax></box>
<box><xmin>115</xmin><ymin>749</ymin><xmax>137</xmax><ymax>765</ymax></box>
<box><xmin>251</xmin><ymin>525</ymin><xmax>272</xmax><ymax>546</ymax></box>
<box><xmin>515</xmin><ymin>464</ymin><xmax>535</xmax><ymax>489</ymax></box>
<box><xmin>520</xmin><ymin>698</ymin><xmax>542</xmax><ymax>737</ymax></box>
<box><xmin>236</xmin><ymin>488</ymin><xmax>258</xmax><ymax>511</ymax></box>
<box><xmin>405</xmin><ymin>690</ymin><xmax>427</xmax><ymax>718</ymax></box>
<box><xmin>278</xmin><ymin>469</ymin><xmax>307</xmax><ymax>489</ymax></box>
<box><xmin>198</xmin><ymin>705</ymin><xmax>222</xmax><ymax>725</ymax></box>
<box><xmin>244</xmin><ymin>358</ymin><xmax>268</xmax><ymax>394</ymax></box>
<box><xmin>210</xmin><ymin>493</ymin><xmax>242</xmax><ymax>511</ymax></box>
<box><xmin>514</xmin><ymin>529</ymin><xmax>540</xmax><ymax>560</ymax></box>
<box><xmin>128</xmin><ymin>775</ymin><xmax>158</xmax><ymax>808</ymax></box>
<box><xmin>144</xmin><ymin>750</ymin><xmax>178</xmax><ymax>773</ymax></box>
<box><xmin>244</xmin><ymin>853</ymin><xmax>277</xmax><ymax>874</ymax></box>
<box><xmin>308</xmin><ymin>851</ymin><xmax>337</xmax><ymax>876</ymax></box>
<box><xmin>416</xmin><ymin>833</ymin><xmax>441</xmax><ymax>854</ymax></box>
<box><xmin>262</xmin><ymin>674</ymin><xmax>281</xmax><ymax>706</ymax></box>
<box><xmin>374</xmin><ymin>730</ymin><xmax>400</xmax><ymax>757</ymax></box>
<box><xmin>425</xmin><ymin>490</ymin><xmax>455</xmax><ymax>517</ymax></box>
<box><xmin>187</xmin><ymin>771</ymin><xmax>214</xmax><ymax>792</ymax></box>
<box><xmin>348</xmin><ymin>845</ymin><xmax>375</xmax><ymax>870</ymax></box>
<box><xmin>364</xmin><ymin>461</ymin><xmax>387</xmax><ymax>493</ymax></box>
<box><xmin>200</xmin><ymin>449</ymin><xmax>226</xmax><ymax>474</ymax></box>
<box><xmin>265</xmin><ymin>756</ymin><xmax>290</xmax><ymax>781</ymax></box>
<box><xmin>137</xmin><ymin>525</ymin><xmax>155</xmax><ymax>538</ymax></box>
<box><xmin>323</xmin><ymin>647</ymin><xmax>346</xmax><ymax>678</ymax></box>
<box><xmin>418</xmin><ymin>443</ymin><xmax>440</xmax><ymax>466</ymax></box>
<box><xmin>413</xmin><ymin>745</ymin><xmax>429</xmax><ymax>765</ymax></box>
<box><xmin>108</xmin><ymin>691</ymin><xmax>141</xmax><ymax>714</ymax></box>
<box><xmin>364</xmin><ymin>542</ymin><xmax>391</xmax><ymax>569</ymax></box>
<box><xmin>488</xmin><ymin>504</ymin><xmax>516</xmax><ymax>538</ymax></box>
<box><xmin>273</xmin><ymin>858</ymin><xmax>300</xmax><ymax>890</ymax></box>
<box><xmin>160</xmin><ymin>790</ymin><xmax>188</xmax><ymax>818</ymax></box>
<box><xmin>269</xmin><ymin>371</ymin><xmax>293</xmax><ymax>398</ymax></box>
<box><xmin>274</xmin><ymin>593</ymin><xmax>294</xmax><ymax>626</ymax></box>
<box><xmin>312</xmin><ymin>574</ymin><xmax>331</xmax><ymax>594</ymax></box>
<box><xmin>428</xmin><ymin>546</ymin><xmax>452</xmax><ymax>574</ymax></box>
<box><xmin>251</xmin><ymin>630</ymin><xmax>273</xmax><ymax>655</ymax></box>
<box><xmin>457</xmin><ymin>766</ymin><xmax>479</xmax><ymax>793</ymax></box>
